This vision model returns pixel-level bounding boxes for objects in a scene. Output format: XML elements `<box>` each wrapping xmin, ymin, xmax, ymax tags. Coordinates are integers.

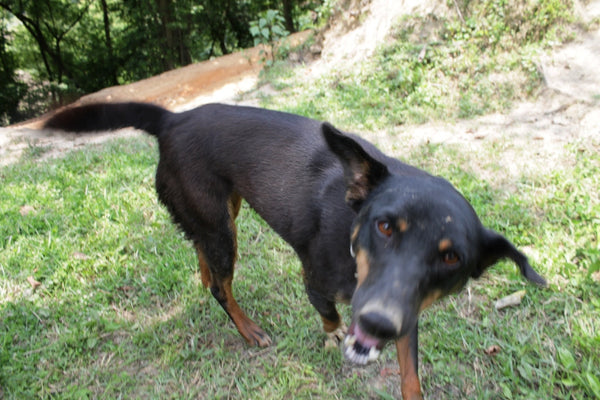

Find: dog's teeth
<box><xmin>368</xmin><ymin>347</ymin><xmax>381</xmax><ymax>361</ymax></box>
<box><xmin>343</xmin><ymin>334</ymin><xmax>378</xmax><ymax>365</ymax></box>
<box><xmin>345</xmin><ymin>346</ymin><xmax>368</xmax><ymax>365</ymax></box>
<box><xmin>344</xmin><ymin>334</ymin><xmax>356</xmax><ymax>347</ymax></box>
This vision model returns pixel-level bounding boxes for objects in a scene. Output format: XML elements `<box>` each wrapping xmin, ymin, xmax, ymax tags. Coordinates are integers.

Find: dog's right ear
<box><xmin>322</xmin><ymin>122</ymin><xmax>389</xmax><ymax>211</ymax></box>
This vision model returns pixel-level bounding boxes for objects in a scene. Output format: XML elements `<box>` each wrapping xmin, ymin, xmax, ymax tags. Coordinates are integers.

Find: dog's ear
<box><xmin>474</xmin><ymin>228</ymin><xmax>547</xmax><ymax>286</ymax></box>
<box><xmin>322</xmin><ymin>122</ymin><xmax>389</xmax><ymax>211</ymax></box>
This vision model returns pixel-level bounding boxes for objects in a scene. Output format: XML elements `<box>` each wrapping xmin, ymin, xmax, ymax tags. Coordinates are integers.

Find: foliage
<box><xmin>0</xmin><ymin>0</ymin><xmax>322</xmax><ymax>126</ymax></box>
<box><xmin>1</xmin><ymin>0</ymin><xmax>94</xmax><ymax>104</ymax></box>
<box><xmin>0</xmin><ymin>10</ymin><xmax>25</xmax><ymax>125</ymax></box>
<box><xmin>250</xmin><ymin>9</ymin><xmax>289</xmax><ymax>66</ymax></box>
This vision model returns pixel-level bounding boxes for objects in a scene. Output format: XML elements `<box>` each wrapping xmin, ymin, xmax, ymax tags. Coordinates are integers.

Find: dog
<box><xmin>45</xmin><ymin>102</ymin><xmax>546</xmax><ymax>399</ymax></box>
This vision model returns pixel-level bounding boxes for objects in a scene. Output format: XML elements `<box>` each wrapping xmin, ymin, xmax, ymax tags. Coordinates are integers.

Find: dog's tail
<box><xmin>44</xmin><ymin>102</ymin><xmax>171</xmax><ymax>138</ymax></box>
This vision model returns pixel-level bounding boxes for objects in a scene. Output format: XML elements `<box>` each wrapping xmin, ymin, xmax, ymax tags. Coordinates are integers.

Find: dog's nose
<box><xmin>358</xmin><ymin>311</ymin><xmax>399</xmax><ymax>340</ymax></box>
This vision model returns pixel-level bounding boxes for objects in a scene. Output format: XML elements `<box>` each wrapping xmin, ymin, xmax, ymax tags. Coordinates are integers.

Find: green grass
<box><xmin>1</xmin><ymin>133</ymin><xmax>598</xmax><ymax>399</ymax></box>
<box><xmin>0</xmin><ymin>138</ymin><xmax>375</xmax><ymax>399</ymax></box>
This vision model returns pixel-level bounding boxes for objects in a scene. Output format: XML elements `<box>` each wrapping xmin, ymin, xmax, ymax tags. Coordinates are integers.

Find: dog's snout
<box><xmin>358</xmin><ymin>311</ymin><xmax>400</xmax><ymax>340</ymax></box>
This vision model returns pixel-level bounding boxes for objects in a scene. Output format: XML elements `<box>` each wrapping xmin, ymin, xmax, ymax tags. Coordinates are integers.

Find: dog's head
<box><xmin>322</xmin><ymin>123</ymin><xmax>546</xmax><ymax>364</ymax></box>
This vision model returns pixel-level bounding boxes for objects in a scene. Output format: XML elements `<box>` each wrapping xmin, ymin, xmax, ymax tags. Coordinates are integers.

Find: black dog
<box><xmin>45</xmin><ymin>102</ymin><xmax>545</xmax><ymax>399</ymax></box>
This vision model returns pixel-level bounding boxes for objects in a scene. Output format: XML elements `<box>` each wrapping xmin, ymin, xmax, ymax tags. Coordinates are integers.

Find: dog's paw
<box><xmin>324</xmin><ymin>322</ymin><xmax>348</xmax><ymax>349</ymax></box>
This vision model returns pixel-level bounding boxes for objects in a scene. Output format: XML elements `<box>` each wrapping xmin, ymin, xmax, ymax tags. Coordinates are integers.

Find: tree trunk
<box><xmin>282</xmin><ymin>0</ymin><xmax>296</xmax><ymax>33</ymax></box>
<box><xmin>157</xmin><ymin>0</ymin><xmax>175</xmax><ymax>69</ymax></box>
<box><xmin>224</xmin><ymin>1</ymin><xmax>252</xmax><ymax>48</ymax></box>
<box><xmin>99</xmin><ymin>0</ymin><xmax>118</xmax><ymax>84</ymax></box>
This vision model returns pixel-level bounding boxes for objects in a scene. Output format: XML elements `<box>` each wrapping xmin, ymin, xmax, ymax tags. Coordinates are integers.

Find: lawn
<box><xmin>1</xmin><ymin>132</ymin><xmax>598</xmax><ymax>399</ymax></box>
<box><xmin>2</xmin><ymin>0</ymin><xmax>599</xmax><ymax>398</ymax></box>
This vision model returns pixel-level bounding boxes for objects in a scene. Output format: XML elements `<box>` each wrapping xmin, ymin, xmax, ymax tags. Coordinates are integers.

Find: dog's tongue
<box><xmin>343</xmin><ymin>323</ymin><xmax>384</xmax><ymax>365</ymax></box>
<box><xmin>353</xmin><ymin>323</ymin><xmax>382</xmax><ymax>348</ymax></box>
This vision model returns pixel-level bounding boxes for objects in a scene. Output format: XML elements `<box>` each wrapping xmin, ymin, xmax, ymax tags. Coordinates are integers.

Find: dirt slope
<box><xmin>0</xmin><ymin>31</ymin><xmax>308</xmax><ymax>164</ymax></box>
<box><xmin>0</xmin><ymin>0</ymin><xmax>598</xmax><ymax>167</ymax></box>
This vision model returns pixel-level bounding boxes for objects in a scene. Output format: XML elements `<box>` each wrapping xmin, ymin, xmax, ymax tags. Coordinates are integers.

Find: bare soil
<box><xmin>1</xmin><ymin>0</ymin><xmax>599</xmax><ymax>174</ymax></box>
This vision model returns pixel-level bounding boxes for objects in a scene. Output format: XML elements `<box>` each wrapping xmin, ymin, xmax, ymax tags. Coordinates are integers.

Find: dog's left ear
<box><xmin>474</xmin><ymin>228</ymin><xmax>547</xmax><ymax>286</ymax></box>
<box><xmin>322</xmin><ymin>122</ymin><xmax>390</xmax><ymax>211</ymax></box>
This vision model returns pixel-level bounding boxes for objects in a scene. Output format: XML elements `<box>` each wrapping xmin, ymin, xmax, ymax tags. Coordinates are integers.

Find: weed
<box><xmin>260</xmin><ymin>0</ymin><xmax>574</xmax><ymax>128</ymax></box>
<box><xmin>250</xmin><ymin>10</ymin><xmax>290</xmax><ymax>67</ymax></box>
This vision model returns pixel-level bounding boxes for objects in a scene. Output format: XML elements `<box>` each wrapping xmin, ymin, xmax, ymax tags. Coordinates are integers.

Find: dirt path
<box><xmin>0</xmin><ymin>31</ymin><xmax>310</xmax><ymax>165</ymax></box>
<box><xmin>305</xmin><ymin>0</ymin><xmax>600</xmax><ymax>183</ymax></box>
<box><xmin>0</xmin><ymin>0</ymin><xmax>598</xmax><ymax>168</ymax></box>
<box><xmin>389</xmin><ymin>25</ymin><xmax>600</xmax><ymax>183</ymax></box>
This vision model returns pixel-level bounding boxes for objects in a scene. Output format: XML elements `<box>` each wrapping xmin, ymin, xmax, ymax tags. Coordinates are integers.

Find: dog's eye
<box><xmin>376</xmin><ymin>220</ymin><xmax>393</xmax><ymax>237</ymax></box>
<box><xmin>441</xmin><ymin>251</ymin><xmax>460</xmax><ymax>265</ymax></box>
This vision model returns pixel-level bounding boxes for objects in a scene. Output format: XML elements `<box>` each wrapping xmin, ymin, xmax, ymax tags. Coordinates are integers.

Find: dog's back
<box><xmin>45</xmin><ymin>102</ymin><xmax>360</xmax><ymax>293</ymax></box>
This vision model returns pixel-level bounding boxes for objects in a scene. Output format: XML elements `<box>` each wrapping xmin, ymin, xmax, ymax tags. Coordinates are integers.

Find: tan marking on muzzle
<box><xmin>419</xmin><ymin>289</ymin><xmax>443</xmax><ymax>312</ymax></box>
<box><xmin>355</xmin><ymin>249</ymin><xmax>370</xmax><ymax>288</ymax></box>
<box><xmin>360</xmin><ymin>300</ymin><xmax>403</xmax><ymax>335</ymax></box>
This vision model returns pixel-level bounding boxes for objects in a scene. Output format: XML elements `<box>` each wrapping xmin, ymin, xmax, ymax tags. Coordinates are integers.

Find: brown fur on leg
<box><xmin>217</xmin><ymin>276</ymin><xmax>272</xmax><ymax>347</ymax></box>
<box><xmin>196</xmin><ymin>245</ymin><xmax>212</xmax><ymax>289</ymax></box>
<box><xmin>396</xmin><ymin>336</ymin><xmax>423</xmax><ymax>400</ymax></box>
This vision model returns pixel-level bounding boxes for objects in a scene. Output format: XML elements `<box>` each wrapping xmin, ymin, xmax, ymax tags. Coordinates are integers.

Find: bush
<box><xmin>250</xmin><ymin>9</ymin><xmax>290</xmax><ymax>66</ymax></box>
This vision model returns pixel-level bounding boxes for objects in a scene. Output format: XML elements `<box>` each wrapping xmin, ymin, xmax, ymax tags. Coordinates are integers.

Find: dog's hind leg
<box><xmin>195</xmin><ymin>194</ymin><xmax>272</xmax><ymax>347</ymax></box>
<box><xmin>195</xmin><ymin>245</ymin><xmax>212</xmax><ymax>289</ymax></box>
<box><xmin>195</xmin><ymin>195</ymin><xmax>241</xmax><ymax>290</ymax></box>
<box><xmin>158</xmin><ymin>162</ymin><xmax>269</xmax><ymax>347</ymax></box>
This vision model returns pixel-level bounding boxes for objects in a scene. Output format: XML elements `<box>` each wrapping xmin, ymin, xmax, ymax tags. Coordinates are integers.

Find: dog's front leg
<box><xmin>395</xmin><ymin>323</ymin><xmax>423</xmax><ymax>400</ymax></box>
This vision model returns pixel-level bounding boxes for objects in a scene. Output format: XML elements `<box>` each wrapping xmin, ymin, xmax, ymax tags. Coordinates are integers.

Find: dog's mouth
<box><xmin>343</xmin><ymin>322</ymin><xmax>386</xmax><ymax>365</ymax></box>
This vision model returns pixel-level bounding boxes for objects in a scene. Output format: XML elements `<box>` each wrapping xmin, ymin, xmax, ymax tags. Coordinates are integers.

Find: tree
<box><xmin>0</xmin><ymin>0</ymin><xmax>92</xmax><ymax>89</ymax></box>
<box><xmin>0</xmin><ymin>10</ymin><xmax>25</xmax><ymax>124</ymax></box>
<box><xmin>282</xmin><ymin>0</ymin><xmax>296</xmax><ymax>33</ymax></box>
<box><xmin>118</xmin><ymin>0</ymin><xmax>195</xmax><ymax>77</ymax></box>
<box><xmin>1</xmin><ymin>0</ymin><xmax>324</xmax><ymax>125</ymax></box>
<box><xmin>99</xmin><ymin>0</ymin><xmax>118</xmax><ymax>85</ymax></box>
<box><xmin>249</xmin><ymin>9</ymin><xmax>289</xmax><ymax>65</ymax></box>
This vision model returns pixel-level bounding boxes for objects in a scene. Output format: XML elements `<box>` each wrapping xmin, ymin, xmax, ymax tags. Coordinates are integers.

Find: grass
<box><xmin>1</xmin><ymin>134</ymin><xmax>598</xmax><ymax>399</ymax></box>
<box><xmin>407</xmin><ymin>142</ymin><xmax>600</xmax><ymax>398</ymax></box>
<box><xmin>2</xmin><ymin>0</ymin><xmax>599</xmax><ymax>398</ymax></box>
